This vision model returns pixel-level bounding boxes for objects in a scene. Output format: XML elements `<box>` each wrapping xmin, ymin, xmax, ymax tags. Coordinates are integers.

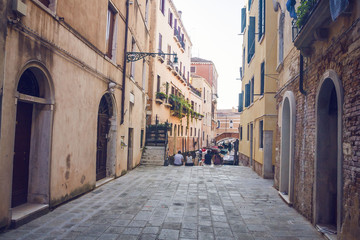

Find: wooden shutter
<box><xmin>238</xmin><ymin>92</ymin><xmax>244</xmax><ymax>112</ymax></box>
<box><xmin>241</xmin><ymin>8</ymin><xmax>246</xmax><ymax>33</ymax></box>
<box><xmin>247</xmin><ymin>17</ymin><xmax>255</xmax><ymax>63</ymax></box>
<box><xmin>245</xmin><ymin>83</ymin><xmax>250</xmax><ymax>107</ymax></box>
<box><xmin>258</xmin><ymin>0</ymin><xmax>265</xmax><ymax>41</ymax></box>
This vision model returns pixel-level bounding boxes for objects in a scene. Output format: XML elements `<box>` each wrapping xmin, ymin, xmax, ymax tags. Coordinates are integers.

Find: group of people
<box><xmin>173</xmin><ymin>149</ymin><xmax>223</xmax><ymax>166</ymax></box>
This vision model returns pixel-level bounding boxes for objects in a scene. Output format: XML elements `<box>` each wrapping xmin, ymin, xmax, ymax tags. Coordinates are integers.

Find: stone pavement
<box><xmin>0</xmin><ymin>166</ymin><xmax>324</xmax><ymax>240</ymax></box>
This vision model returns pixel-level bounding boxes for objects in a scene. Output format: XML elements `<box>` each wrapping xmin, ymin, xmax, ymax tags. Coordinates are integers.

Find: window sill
<box><xmin>32</xmin><ymin>0</ymin><xmax>56</xmax><ymax>17</ymax></box>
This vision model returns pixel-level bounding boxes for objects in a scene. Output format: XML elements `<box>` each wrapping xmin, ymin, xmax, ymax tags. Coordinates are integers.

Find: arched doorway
<box><xmin>315</xmin><ymin>70</ymin><xmax>343</xmax><ymax>234</ymax></box>
<box><xmin>279</xmin><ymin>91</ymin><xmax>296</xmax><ymax>204</ymax></box>
<box><xmin>96</xmin><ymin>93</ymin><xmax>115</xmax><ymax>181</ymax></box>
<box><xmin>12</xmin><ymin>65</ymin><xmax>54</xmax><ymax>208</ymax></box>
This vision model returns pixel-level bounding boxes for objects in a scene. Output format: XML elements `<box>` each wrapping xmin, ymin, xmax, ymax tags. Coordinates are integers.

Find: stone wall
<box><xmin>238</xmin><ymin>152</ymin><xmax>249</xmax><ymax>167</ymax></box>
<box><xmin>275</xmin><ymin>18</ymin><xmax>360</xmax><ymax>238</ymax></box>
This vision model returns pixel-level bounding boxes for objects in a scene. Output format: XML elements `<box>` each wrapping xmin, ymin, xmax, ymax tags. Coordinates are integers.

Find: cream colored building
<box><xmin>0</xmin><ymin>0</ymin><xmax>150</xmax><ymax>228</ymax></box>
<box><xmin>238</xmin><ymin>0</ymin><xmax>278</xmax><ymax>178</ymax></box>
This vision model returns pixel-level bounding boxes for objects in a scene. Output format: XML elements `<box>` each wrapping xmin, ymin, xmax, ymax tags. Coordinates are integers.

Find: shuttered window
<box><xmin>251</xmin><ymin>77</ymin><xmax>254</xmax><ymax>103</ymax></box>
<box><xmin>241</xmin><ymin>8</ymin><xmax>246</xmax><ymax>33</ymax></box>
<box><xmin>247</xmin><ymin>17</ymin><xmax>255</xmax><ymax>63</ymax></box>
<box><xmin>260</xmin><ymin>62</ymin><xmax>265</xmax><ymax>95</ymax></box>
<box><xmin>248</xmin><ymin>0</ymin><xmax>253</xmax><ymax>10</ymax></box>
<box><xmin>238</xmin><ymin>92</ymin><xmax>244</xmax><ymax>112</ymax></box>
<box><xmin>245</xmin><ymin>83</ymin><xmax>250</xmax><ymax>107</ymax></box>
<box><xmin>258</xmin><ymin>0</ymin><xmax>265</xmax><ymax>41</ymax></box>
<box><xmin>259</xmin><ymin>120</ymin><xmax>264</xmax><ymax>148</ymax></box>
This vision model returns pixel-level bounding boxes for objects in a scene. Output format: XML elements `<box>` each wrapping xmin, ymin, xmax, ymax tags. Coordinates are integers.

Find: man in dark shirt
<box><xmin>204</xmin><ymin>150</ymin><xmax>212</xmax><ymax>165</ymax></box>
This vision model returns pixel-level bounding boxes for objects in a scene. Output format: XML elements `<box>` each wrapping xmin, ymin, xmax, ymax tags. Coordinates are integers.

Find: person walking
<box><xmin>174</xmin><ymin>151</ymin><xmax>184</xmax><ymax>166</ymax></box>
<box><xmin>204</xmin><ymin>150</ymin><xmax>212</xmax><ymax>165</ymax></box>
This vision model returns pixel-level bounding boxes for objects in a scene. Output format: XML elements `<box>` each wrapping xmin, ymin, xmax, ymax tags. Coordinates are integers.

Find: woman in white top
<box><xmin>185</xmin><ymin>153</ymin><xmax>194</xmax><ymax>166</ymax></box>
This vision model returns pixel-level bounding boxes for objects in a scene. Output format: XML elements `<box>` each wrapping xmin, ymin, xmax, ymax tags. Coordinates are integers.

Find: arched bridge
<box><xmin>215</xmin><ymin>132</ymin><xmax>239</xmax><ymax>144</ymax></box>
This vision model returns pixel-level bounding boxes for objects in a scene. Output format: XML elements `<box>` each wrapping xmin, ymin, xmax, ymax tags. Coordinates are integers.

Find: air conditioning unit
<box><xmin>12</xmin><ymin>0</ymin><xmax>27</xmax><ymax>16</ymax></box>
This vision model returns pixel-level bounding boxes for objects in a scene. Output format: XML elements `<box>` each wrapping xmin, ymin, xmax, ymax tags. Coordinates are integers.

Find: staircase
<box><xmin>141</xmin><ymin>146</ymin><xmax>166</xmax><ymax>166</ymax></box>
<box><xmin>141</xmin><ymin>124</ymin><xmax>168</xmax><ymax>166</ymax></box>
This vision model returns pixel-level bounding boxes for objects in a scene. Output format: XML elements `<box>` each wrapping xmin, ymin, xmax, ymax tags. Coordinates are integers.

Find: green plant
<box><xmin>156</xmin><ymin>92</ymin><xmax>167</xmax><ymax>100</ymax></box>
<box><xmin>296</xmin><ymin>0</ymin><xmax>317</xmax><ymax>29</ymax></box>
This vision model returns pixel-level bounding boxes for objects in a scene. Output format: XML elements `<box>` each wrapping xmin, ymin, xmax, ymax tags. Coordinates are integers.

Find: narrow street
<box><xmin>0</xmin><ymin>166</ymin><xmax>323</xmax><ymax>240</ymax></box>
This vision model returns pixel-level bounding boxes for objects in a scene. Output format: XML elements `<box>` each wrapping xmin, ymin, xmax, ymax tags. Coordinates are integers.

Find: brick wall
<box><xmin>275</xmin><ymin>19</ymin><xmax>360</xmax><ymax>238</ymax></box>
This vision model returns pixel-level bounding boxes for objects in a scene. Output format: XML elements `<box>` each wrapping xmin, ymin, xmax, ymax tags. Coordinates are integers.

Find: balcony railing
<box><xmin>189</xmin><ymin>85</ymin><xmax>201</xmax><ymax>97</ymax></box>
<box><xmin>174</xmin><ymin>28</ymin><xmax>185</xmax><ymax>51</ymax></box>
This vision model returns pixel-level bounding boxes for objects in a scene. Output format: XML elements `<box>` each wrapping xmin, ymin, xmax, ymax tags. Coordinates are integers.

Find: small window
<box><xmin>159</xmin><ymin>0</ymin><xmax>165</xmax><ymax>15</ymax></box>
<box><xmin>190</xmin><ymin>127</ymin><xmax>192</xmax><ymax>136</ymax></box>
<box><xmin>156</xmin><ymin>75</ymin><xmax>161</xmax><ymax>93</ymax></box>
<box><xmin>217</xmin><ymin>120</ymin><xmax>220</xmax><ymax>129</ymax></box>
<box><xmin>181</xmin><ymin>126</ymin><xmax>183</xmax><ymax>136</ymax></box>
<box><xmin>247</xmin><ymin>124</ymin><xmax>249</xmax><ymax>141</ymax></box>
<box><xmin>240</xmin><ymin>126</ymin><xmax>243</xmax><ymax>140</ymax></box>
<box><xmin>106</xmin><ymin>4</ymin><xmax>117</xmax><ymax>59</ymax></box>
<box><xmin>191</xmin><ymin>66</ymin><xmax>196</xmax><ymax>73</ymax></box>
<box><xmin>259</xmin><ymin>120</ymin><xmax>264</xmax><ymax>148</ymax></box>
<box><xmin>260</xmin><ymin>62</ymin><xmax>265</xmax><ymax>95</ymax></box>
<box><xmin>194</xmin><ymin>128</ymin><xmax>196</xmax><ymax>137</ymax></box>
<box><xmin>158</xmin><ymin>33</ymin><xmax>162</xmax><ymax>52</ymax></box>
<box><xmin>168</xmin><ymin>10</ymin><xmax>173</xmax><ymax>27</ymax></box>
<box><xmin>230</xmin><ymin>120</ymin><xmax>233</xmax><ymax>129</ymax></box>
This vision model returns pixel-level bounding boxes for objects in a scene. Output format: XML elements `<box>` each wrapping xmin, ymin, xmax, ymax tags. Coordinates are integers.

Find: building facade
<box><xmin>0</xmin><ymin>0</ymin><xmax>150</xmax><ymax>228</ymax></box>
<box><xmin>273</xmin><ymin>0</ymin><xmax>360</xmax><ymax>238</ymax></box>
<box><xmin>191</xmin><ymin>57</ymin><xmax>218</xmax><ymax>146</ymax></box>
<box><xmin>238</xmin><ymin>0</ymin><xmax>278</xmax><ymax>178</ymax></box>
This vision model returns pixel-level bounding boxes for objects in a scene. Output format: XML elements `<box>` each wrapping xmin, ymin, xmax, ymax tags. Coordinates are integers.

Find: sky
<box><xmin>172</xmin><ymin>0</ymin><xmax>246</xmax><ymax>109</ymax></box>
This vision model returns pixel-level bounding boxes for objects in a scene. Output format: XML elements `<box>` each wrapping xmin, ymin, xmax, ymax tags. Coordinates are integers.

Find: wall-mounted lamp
<box><xmin>126</xmin><ymin>52</ymin><xmax>178</xmax><ymax>67</ymax></box>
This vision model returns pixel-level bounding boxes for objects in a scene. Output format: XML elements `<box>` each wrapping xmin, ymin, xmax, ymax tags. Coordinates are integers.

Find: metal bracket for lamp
<box><xmin>126</xmin><ymin>52</ymin><xmax>178</xmax><ymax>65</ymax></box>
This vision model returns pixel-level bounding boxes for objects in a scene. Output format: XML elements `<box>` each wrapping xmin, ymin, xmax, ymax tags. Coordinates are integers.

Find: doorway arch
<box><xmin>96</xmin><ymin>93</ymin><xmax>117</xmax><ymax>181</ymax></box>
<box><xmin>279</xmin><ymin>91</ymin><xmax>296</xmax><ymax>204</ymax></box>
<box><xmin>12</xmin><ymin>62</ymin><xmax>54</xmax><ymax>208</ymax></box>
<box><xmin>314</xmin><ymin>69</ymin><xmax>343</xmax><ymax>233</ymax></box>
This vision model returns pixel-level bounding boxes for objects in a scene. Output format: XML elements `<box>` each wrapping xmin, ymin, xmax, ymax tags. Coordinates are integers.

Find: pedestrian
<box><xmin>185</xmin><ymin>153</ymin><xmax>194</xmax><ymax>166</ymax></box>
<box><xmin>204</xmin><ymin>150</ymin><xmax>212</xmax><ymax>165</ymax></box>
<box><xmin>212</xmin><ymin>152</ymin><xmax>222</xmax><ymax>165</ymax></box>
<box><xmin>173</xmin><ymin>151</ymin><xmax>184</xmax><ymax>166</ymax></box>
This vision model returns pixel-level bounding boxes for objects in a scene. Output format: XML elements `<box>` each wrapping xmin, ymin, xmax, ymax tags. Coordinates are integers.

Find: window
<box><xmin>158</xmin><ymin>33</ymin><xmax>162</xmax><ymax>52</ymax></box>
<box><xmin>203</xmin><ymin>131</ymin><xmax>205</xmax><ymax>141</ymax></box>
<box><xmin>191</xmin><ymin>66</ymin><xmax>196</xmax><ymax>73</ymax></box>
<box><xmin>279</xmin><ymin>13</ymin><xmax>285</xmax><ymax>65</ymax></box>
<box><xmin>145</xmin><ymin>0</ymin><xmax>150</xmax><ymax>25</ymax></box>
<box><xmin>140</xmin><ymin>130</ymin><xmax>144</xmax><ymax>148</ymax></box>
<box><xmin>247</xmin><ymin>17</ymin><xmax>255</xmax><ymax>63</ymax></box>
<box><xmin>106</xmin><ymin>4</ymin><xmax>117</xmax><ymax>59</ymax></box>
<box><xmin>230</xmin><ymin>120</ymin><xmax>233</xmax><ymax>129</ymax></box>
<box><xmin>130</xmin><ymin>38</ymin><xmax>136</xmax><ymax>78</ymax></box>
<box><xmin>178</xmin><ymin>125</ymin><xmax>180</xmax><ymax>136</ymax></box>
<box><xmin>245</xmin><ymin>83</ymin><xmax>250</xmax><ymax>107</ymax></box>
<box><xmin>181</xmin><ymin>126</ymin><xmax>183</xmax><ymax>136</ymax></box>
<box><xmin>142</xmin><ymin>60</ymin><xmax>147</xmax><ymax>90</ymax></box>
<box><xmin>251</xmin><ymin>77</ymin><xmax>254</xmax><ymax>103</ymax></box>
<box><xmin>259</xmin><ymin>120</ymin><xmax>264</xmax><ymax>148</ymax></box>
<box><xmin>258</xmin><ymin>0</ymin><xmax>265</xmax><ymax>41</ymax></box>
<box><xmin>217</xmin><ymin>120</ymin><xmax>220</xmax><ymax>128</ymax></box>
<box><xmin>39</xmin><ymin>0</ymin><xmax>50</xmax><ymax>7</ymax></box>
<box><xmin>241</xmin><ymin>7</ymin><xmax>246</xmax><ymax>33</ymax></box>
<box><xmin>156</xmin><ymin>75</ymin><xmax>161</xmax><ymax>93</ymax></box>
<box><xmin>238</xmin><ymin>92</ymin><xmax>244</xmax><ymax>112</ymax></box>
<box><xmin>159</xmin><ymin>0</ymin><xmax>165</xmax><ymax>15</ymax></box>
<box><xmin>248</xmin><ymin>0</ymin><xmax>253</xmax><ymax>10</ymax></box>
<box><xmin>165</xmin><ymin>82</ymin><xmax>169</xmax><ymax>99</ymax></box>
<box><xmin>260</xmin><ymin>62</ymin><xmax>265</xmax><ymax>95</ymax></box>
<box><xmin>247</xmin><ymin>124</ymin><xmax>250</xmax><ymax>141</ymax></box>
<box><xmin>240</xmin><ymin>126</ymin><xmax>243</xmax><ymax>140</ymax></box>
<box><xmin>168</xmin><ymin>9</ymin><xmax>173</xmax><ymax>27</ymax></box>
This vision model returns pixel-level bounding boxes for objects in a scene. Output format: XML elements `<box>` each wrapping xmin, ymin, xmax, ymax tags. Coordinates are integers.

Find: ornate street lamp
<box><xmin>126</xmin><ymin>52</ymin><xmax>178</xmax><ymax>66</ymax></box>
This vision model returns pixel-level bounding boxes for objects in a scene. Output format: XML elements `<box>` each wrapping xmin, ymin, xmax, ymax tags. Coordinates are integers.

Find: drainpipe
<box><xmin>121</xmin><ymin>0</ymin><xmax>130</xmax><ymax>125</ymax></box>
<box><xmin>299</xmin><ymin>54</ymin><xmax>307</xmax><ymax>95</ymax></box>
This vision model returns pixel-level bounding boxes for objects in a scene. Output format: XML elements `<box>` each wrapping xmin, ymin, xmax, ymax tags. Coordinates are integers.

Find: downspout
<box><xmin>121</xmin><ymin>0</ymin><xmax>130</xmax><ymax>125</ymax></box>
<box><xmin>299</xmin><ymin>54</ymin><xmax>307</xmax><ymax>95</ymax></box>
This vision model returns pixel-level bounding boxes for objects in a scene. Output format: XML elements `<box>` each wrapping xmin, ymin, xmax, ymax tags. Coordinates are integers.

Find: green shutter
<box><xmin>241</xmin><ymin>8</ymin><xmax>246</xmax><ymax>33</ymax></box>
<box><xmin>258</xmin><ymin>0</ymin><xmax>265</xmax><ymax>41</ymax></box>
<box><xmin>260</xmin><ymin>62</ymin><xmax>264</xmax><ymax>95</ymax></box>
<box><xmin>248</xmin><ymin>0</ymin><xmax>252</xmax><ymax>10</ymax></box>
<box><xmin>245</xmin><ymin>84</ymin><xmax>250</xmax><ymax>107</ymax></box>
<box><xmin>247</xmin><ymin>17</ymin><xmax>255</xmax><ymax>63</ymax></box>
<box><xmin>238</xmin><ymin>92</ymin><xmax>244</xmax><ymax>112</ymax></box>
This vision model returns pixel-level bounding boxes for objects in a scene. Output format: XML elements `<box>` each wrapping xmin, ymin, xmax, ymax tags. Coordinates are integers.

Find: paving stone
<box><xmin>0</xmin><ymin>166</ymin><xmax>323</xmax><ymax>240</ymax></box>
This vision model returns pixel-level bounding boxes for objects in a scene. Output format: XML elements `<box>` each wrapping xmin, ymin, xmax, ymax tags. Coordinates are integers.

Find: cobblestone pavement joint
<box><xmin>0</xmin><ymin>166</ymin><xmax>324</xmax><ymax>240</ymax></box>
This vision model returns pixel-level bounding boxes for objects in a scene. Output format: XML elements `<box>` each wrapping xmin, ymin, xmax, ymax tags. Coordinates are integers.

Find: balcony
<box><xmin>293</xmin><ymin>0</ymin><xmax>331</xmax><ymax>56</ymax></box>
<box><xmin>174</xmin><ymin>28</ymin><xmax>186</xmax><ymax>52</ymax></box>
<box><xmin>166</xmin><ymin>59</ymin><xmax>174</xmax><ymax>70</ymax></box>
<box><xmin>189</xmin><ymin>85</ymin><xmax>201</xmax><ymax>98</ymax></box>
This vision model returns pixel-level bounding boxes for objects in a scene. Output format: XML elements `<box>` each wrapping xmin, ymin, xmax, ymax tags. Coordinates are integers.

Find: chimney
<box><xmin>178</xmin><ymin>11</ymin><xmax>182</xmax><ymax>19</ymax></box>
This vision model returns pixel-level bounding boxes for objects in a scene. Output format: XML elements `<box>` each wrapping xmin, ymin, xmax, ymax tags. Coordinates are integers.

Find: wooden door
<box><xmin>127</xmin><ymin>128</ymin><xmax>133</xmax><ymax>170</ymax></box>
<box><xmin>12</xmin><ymin>102</ymin><xmax>33</xmax><ymax>207</ymax></box>
<box><xmin>96</xmin><ymin>113</ymin><xmax>109</xmax><ymax>181</ymax></box>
